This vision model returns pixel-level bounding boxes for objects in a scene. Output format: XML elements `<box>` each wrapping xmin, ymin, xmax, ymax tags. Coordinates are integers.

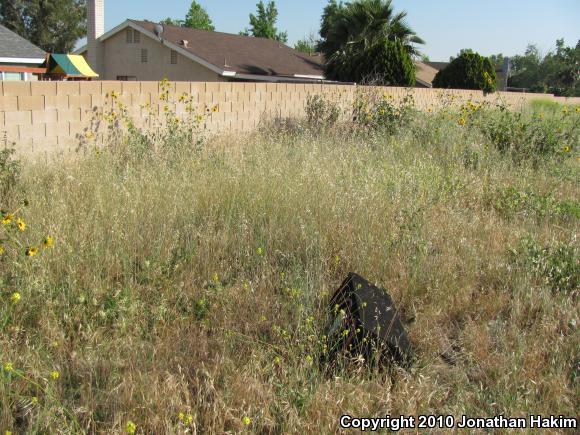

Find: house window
<box><xmin>171</xmin><ymin>50</ymin><xmax>177</xmax><ymax>65</ymax></box>
<box><xmin>1</xmin><ymin>72</ymin><xmax>24</xmax><ymax>81</ymax></box>
<box><xmin>141</xmin><ymin>49</ymin><xmax>148</xmax><ymax>63</ymax></box>
<box><xmin>126</xmin><ymin>28</ymin><xmax>140</xmax><ymax>43</ymax></box>
<box><xmin>117</xmin><ymin>75</ymin><xmax>137</xmax><ymax>81</ymax></box>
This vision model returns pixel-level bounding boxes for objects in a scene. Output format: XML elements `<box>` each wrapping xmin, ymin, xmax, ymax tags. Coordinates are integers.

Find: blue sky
<box><xmin>94</xmin><ymin>0</ymin><xmax>580</xmax><ymax>60</ymax></box>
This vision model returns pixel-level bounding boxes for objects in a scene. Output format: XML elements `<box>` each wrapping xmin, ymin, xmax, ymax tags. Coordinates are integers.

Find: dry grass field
<box><xmin>1</xmin><ymin>92</ymin><xmax>579</xmax><ymax>433</ymax></box>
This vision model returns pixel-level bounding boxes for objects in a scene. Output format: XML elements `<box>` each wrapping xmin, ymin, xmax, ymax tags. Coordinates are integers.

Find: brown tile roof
<box><xmin>414</xmin><ymin>61</ymin><xmax>438</xmax><ymax>87</ymax></box>
<box><xmin>425</xmin><ymin>61</ymin><xmax>449</xmax><ymax>71</ymax></box>
<box><xmin>132</xmin><ymin>20</ymin><xmax>325</xmax><ymax>78</ymax></box>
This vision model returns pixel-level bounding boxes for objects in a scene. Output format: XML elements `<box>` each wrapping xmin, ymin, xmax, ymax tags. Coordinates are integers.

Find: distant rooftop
<box><xmin>0</xmin><ymin>24</ymin><xmax>45</xmax><ymax>60</ymax></box>
<box><xmin>131</xmin><ymin>20</ymin><xmax>325</xmax><ymax>78</ymax></box>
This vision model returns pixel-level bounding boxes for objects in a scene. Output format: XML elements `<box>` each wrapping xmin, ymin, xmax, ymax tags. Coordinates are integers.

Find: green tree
<box><xmin>160</xmin><ymin>1</ymin><xmax>214</xmax><ymax>31</ymax></box>
<box><xmin>433</xmin><ymin>51</ymin><xmax>496</xmax><ymax>94</ymax></box>
<box><xmin>241</xmin><ymin>1</ymin><xmax>287</xmax><ymax>43</ymax></box>
<box><xmin>160</xmin><ymin>17</ymin><xmax>184</xmax><ymax>27</ymax></box>
<box><xmin>0</xmin><ymin>0</ymin><xmax>86</xmax><ymax>53</ymax></box>
<box><xmin>184</xmin><ymin>1</ymin><xmax>215</xmax><ymax>31</ymax></box>
<box><xmin>489</xmin><ymin>53</ymin><xmax>505</xmax><ymax>69</ymax></box>
<box><xmin>509</xmin><ymin>39</ymin><xmax>579</xmax><ymax>96</ymax></box>
<box><xmin>319</xmin><ymin>0</ymin><xmax>423</xmax><ymax>85</ymax></box>
<box><xmin>294</xmin><ymin>32</ymin><xmax>318</xmax><ymax>54</ymax></box>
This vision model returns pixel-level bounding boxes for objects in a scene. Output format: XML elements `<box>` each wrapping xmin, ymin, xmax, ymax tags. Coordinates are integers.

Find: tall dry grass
<box><xmin>1</xmin><ymin>97</ymin><xmax>579</xmax><ymax>434</ymax></box>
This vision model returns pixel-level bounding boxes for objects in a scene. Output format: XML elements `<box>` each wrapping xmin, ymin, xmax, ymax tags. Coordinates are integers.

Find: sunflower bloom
<box><xmin>458</xmin><ymin>118</ymin><xmax>466</xmax><ymax>126</ymax></box>
<box><xmin>43</xmin><ymin>236</ymin><xmax>54</xmax><ymax>248</ymax></box>
<box><xmin>16</xmin><ymin>218</ymin><xmax>26</xmax><ymax>231</ymax></box>
<box><xmin>211</xmin><ymin>105</ymin><xmax>219</xmax><ymax>113</ymax></box>
<box><xmin>125</xmin><ymin>421</ymin><xmax>137</xmax><ymax>434</ymax></box>
<box><xmin>25</xmin><ymin>246</ymin><xmax>39</xmax><ymax>257</ymax></box>
<box><xmin>2</xmin><ymin>213</ymin><xmax>14</xmax><ymax>225</ymax></box>
<box><xmin>10</xmin><ymin>292</ymin><xmax>21</xmax><ymax>303</ymax></box>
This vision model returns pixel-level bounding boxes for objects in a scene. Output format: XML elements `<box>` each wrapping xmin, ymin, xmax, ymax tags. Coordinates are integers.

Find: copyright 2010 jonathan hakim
<box><xmin>339</xmin><ymin>414</ymin><xmax>578</xmax><ymax>431</ymax></box>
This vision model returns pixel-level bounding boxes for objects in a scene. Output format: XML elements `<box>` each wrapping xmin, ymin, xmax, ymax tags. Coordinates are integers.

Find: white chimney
<box><xmin>87</xmin><ymin>0</ymin><xmax>104</xmax><ymax>75</ymax></box>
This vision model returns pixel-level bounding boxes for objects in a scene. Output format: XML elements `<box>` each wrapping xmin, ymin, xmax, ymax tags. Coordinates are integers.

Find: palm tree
<box><xmin>319</xmin><ymin>0</ymin><xmax>424</xmax><ymax>84</ymax></box>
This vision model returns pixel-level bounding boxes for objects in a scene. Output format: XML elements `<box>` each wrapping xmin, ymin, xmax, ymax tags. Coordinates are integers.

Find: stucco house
<box><xmin>0</xmin><ymin>24</ymin><xmax>46</xmax><ymax>81</ymax></box>
<box><xmin>75</xmin><ymin>0</ymin><xmax>325</xmax><ymax>83</ymax></box>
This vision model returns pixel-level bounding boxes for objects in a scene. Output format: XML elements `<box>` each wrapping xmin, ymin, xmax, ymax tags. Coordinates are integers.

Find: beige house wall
<box><xmin>0</xmin><ymin>80</ymin><xmax>578</xmax><ymax>159</ymax></box>
<box><xmin>100</xmin><ymin>29</ymin><xmax>225</xmax><ymax>82</ymax></box>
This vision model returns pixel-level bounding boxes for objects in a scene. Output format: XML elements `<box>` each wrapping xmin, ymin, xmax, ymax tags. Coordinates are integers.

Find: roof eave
<box><xmin>0</xmin><ymin>56</ymin><xmax>45</xmax><ymax>64</ymax></box>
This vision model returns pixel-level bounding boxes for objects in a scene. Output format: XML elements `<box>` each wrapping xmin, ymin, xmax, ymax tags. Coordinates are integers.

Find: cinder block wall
<box><xmin>0</xmin><ymin>80</ymin><xmax>578</xmax><ymax>158</ymax></box>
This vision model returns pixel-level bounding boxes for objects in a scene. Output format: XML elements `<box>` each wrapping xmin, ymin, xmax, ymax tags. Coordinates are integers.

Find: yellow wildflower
<box><xmin>31</xmin><ymin>396</ymin><xmax>38</xmax><ymax>405</ymax></box>
<box><xmin>16</xmin><ymin>218</ymin><xmax>26</xmax><ymax>232</ymax></box>
<box><xmin>43</xmin><ymin>236</ymin><xmax>54</xmax><ymax>248</ymax></box>
<box><xmin>212</xmin><ymin>272</ymin><xmax>219</xmax><ymax>282</ymax></box>
<box><xmin>575</xmin><ymin>107</ymin><xmax>580</xmax><ymax>113</ymax></box>
<box><xmin>211</xmin><ymin>105</ymin><xmax>219</xmax><ymax>113</ymax></box>
<box><xmin>0</xmin><ymin>246</ymin><xmax>4</xmax><ymax>255</ymax></box>
<box><xmin>1</xmin><ymin>213</ymin><xmax>13</xmax><ymax>225</ymax></box>
<box><xmin>562</xmin><ymin>106</ymin><xmax>569</xmax><ymax>114</ymax></box>
<box><xmin>273</xmin><ymin>356</ymin><xmax>281</xmax><ymax>365</ymax></box>
<box><xmin>85</xmin><ymin>131</ymin><xmax>95</xmax><ymax>140</ymax></box>
<box><xmin>563</xmin><ymin>145</ymin><xmax>571</xmax><ymax>153</ymax></box>
<box><xmin>50</xmin><ymin>370</ymin><xmax>59</xmax><ymax>380</ymax></box>
<box><xmin>242</xmin><ymin>416</ymin><xmax>251</xmax><ymax>426</ymax></box>
<box><xmin>125</xmin><ymin>421</ymin><xmax>137</xmax><ymax>434</ymax></box>
<box><xmin>458</xmin><ymin>118</ymin><xmax>466</xmax><ymax>126</ymax></box>
<box><xmin>5</xmin><ymin>431</ymin><xmax>12</xmax><ymax>435</ymax></box>
<box><xmin>256</xmin><ymin>247</ymin><xmax>263</xmax><ymax>256</ymax></box>
<box><xmin>10</xmin><ymin>292</ymin><xmax>21</xmax><ymax>303</ymax></box>
<box><xmin>25</xmin><ymin>246</ymin><xmax>38</xmax><ymax>257</ymax></box>
<box><xmin>3</xmin><ymin>362</ymin><xmax>14</xmax><ymax>372</ymax></box>
<box><xmin>305</xmin><ymin>355</ymin><xmax>313</xmax><ymax>364</ymax></box>
<box><xmin>184</xmin><ymin>414</ymin><xmax>193</xmax><ymax>425</ymax></box>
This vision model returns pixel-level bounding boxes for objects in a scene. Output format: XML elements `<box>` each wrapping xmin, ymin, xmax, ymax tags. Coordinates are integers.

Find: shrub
<box><xmin>305</xmin><ymin>94</ymin><xmax>340</xmax><ymax>130</ymax></box>
<box><xmin>352</xmin><ymin>90</ymin><xmax>415</xmax><ymax>133</ymax></box>
<box><xmin>0</xmin><ymin>148</ymin><xmax>20</xmax><ymax>201</ymax></box>
<box><xmin>477</xmin><ymin>108</ymin><xmax>578</xmax><ymax>161</ymax></box>
<box><xmin>511</xmin><ymin>237</ymin><xmax>579</xmax><ymax>293</ymax></box>
<box><xmin>490</xmin><ymin>186</ymin><xmax>580</xmax><ymax>220</ymax></box>
<box><xmin>433</xmin><ymin>52</ymin><xmax>497</xmax><ymax>94</ymax></box>
<box><xmin>326</xmin><ymin>38</ymin><xmax>416</xmax><ymax>86</ymax></box>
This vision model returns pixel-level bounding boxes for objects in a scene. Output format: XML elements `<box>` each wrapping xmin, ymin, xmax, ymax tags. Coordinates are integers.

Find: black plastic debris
<box><xmin>322</xmin><ymin>272</ymin><xmax>413</xmax><ymax>369</ymax></box>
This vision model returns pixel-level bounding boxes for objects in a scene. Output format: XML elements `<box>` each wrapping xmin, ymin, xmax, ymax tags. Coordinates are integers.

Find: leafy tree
<box><xmin>509</xmin><ymin>39</ymin><xmax>579</xmax><ymax>96</ymax></box>
<box><xmin>160</xmin><ymin>17</ymin><xmax>184</xmax><ymax>27</ymax></box>
<box><xmin>433</xmin><ymin>51</ymin><xmax>496</xmax><ymax>94</ymax></box>
<box><xmin>0</xmin><ymin>0</ymin><xmax>86</xmax><ymax>53</ymax></box>
<box><xmin>241</xmin><ymin>1</ymin><xmax>287</xmax><ymax>43</ymax></box>
<box><xmin>319</xmin><ymin>0</ymin><xmax>423</xmax><ymax>85</ymax></box>
<box><xmin>160</xmin><ymin>1</ymin><xmax>214</xmax><ymax>31</ymax></box>
<box><xmin>489</xmin><ymin>53</ymin><xmax>505</xmax><ymax>69</ymax></box>
<box><xmin>184</xmin><ymin>1</ymin><xmax>215</xmax><ymax>31</ymax></box>
<box><xmin>294</xmin><ymin>32</ymin><xmax>318</xmax><ymax>54</ymax></box>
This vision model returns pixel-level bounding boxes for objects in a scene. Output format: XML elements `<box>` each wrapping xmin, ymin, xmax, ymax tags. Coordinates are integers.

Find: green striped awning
<box><xmin>45</xmin><ymin>54</ymin><xmax>98</xmax><ymax>77</ymax></box>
